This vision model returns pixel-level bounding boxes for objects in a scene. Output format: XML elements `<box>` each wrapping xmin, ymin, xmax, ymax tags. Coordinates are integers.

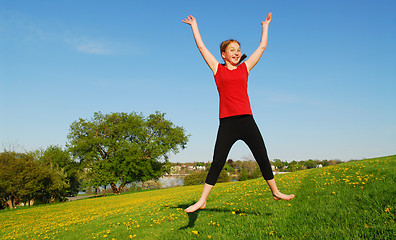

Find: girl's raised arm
<box><xmin>182</xmin><ymin>15</ymin><xmax>219</xmax><ymax>75</ymax></box>
<box><xmin>245</xmin><ymin>12</ymin><xmax>272</xmax><ymax>73</ymax></box>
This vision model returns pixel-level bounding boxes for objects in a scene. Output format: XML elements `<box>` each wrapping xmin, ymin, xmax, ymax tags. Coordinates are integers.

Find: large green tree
<box><xmin>67</xmin><ymin>111</ymin><xmax>189</xmax><ymax>194</ymax></box>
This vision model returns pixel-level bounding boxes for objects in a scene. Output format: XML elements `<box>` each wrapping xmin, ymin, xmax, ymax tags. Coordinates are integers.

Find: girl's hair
<box><xmin>220</xmin><ymin>39</ymin><xmax>240</xmax><ymax>54</ymax></box>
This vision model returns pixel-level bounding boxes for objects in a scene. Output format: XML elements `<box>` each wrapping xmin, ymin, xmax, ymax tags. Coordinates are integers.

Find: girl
<box><xmin>182</xmin><ymin>13</ymin><xmax>295</xmax><ymax>213</ymax></box>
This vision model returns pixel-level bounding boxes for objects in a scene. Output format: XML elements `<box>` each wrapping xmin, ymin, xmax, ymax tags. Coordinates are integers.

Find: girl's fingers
<box><xmin>261</xmin><ymin>12</ymin><xmax>272</xmax><ymax>25</ymax></box>
<box><xmin>182</xmin><ymin>15</ymin><xmax>195</xmax><ymax>24</ymax></box>
<box><xmin>267</xmin><ymin>12</ymin><xmax>272</xmax><ymax>20</ymax></box>
<box><xmin>182</xmin><ymin>16</ymin><xmax>191</xmax><ymax>24</ymax></box>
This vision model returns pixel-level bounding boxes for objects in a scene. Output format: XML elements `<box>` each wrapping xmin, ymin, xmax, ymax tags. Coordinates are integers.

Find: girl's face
<box><xmin>221</xmin><ymin>42</ymin><xmax>241</xmax><ymax>66</ymax></box>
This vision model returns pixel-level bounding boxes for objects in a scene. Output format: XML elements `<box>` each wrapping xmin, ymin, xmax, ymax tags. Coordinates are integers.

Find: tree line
<box><xmin>0</xmin><ymin>111</ymin><xmax>188</xmax><ymax>210</ymax></box>
<box><xmin>182</xmin><ymin>158</ymin><xmax>343</xmax><ymax>186</ymax></box>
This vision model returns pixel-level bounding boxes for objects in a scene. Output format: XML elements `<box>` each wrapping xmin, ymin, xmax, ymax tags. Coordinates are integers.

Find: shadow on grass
<box><xmin>170</xmin><ymin>204</ymin><xmax>272</xmax><ymax>230</ymax></box>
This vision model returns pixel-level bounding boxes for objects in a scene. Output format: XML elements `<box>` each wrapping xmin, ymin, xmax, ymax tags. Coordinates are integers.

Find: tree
<box><xmin>217</xmin><ymin>170</ymin><xmax>232</xmax><ymax>183</ymax></box>
<box><xmin>273</xmin><ymin>159</ymin><xmax>289</xmax><ymax>171</ymax></box>
<box><xmin>67</xmin><ymin>111</ymin><xmax>189</xmax><ymax>194</ymax></box>
<box><xmin>239</xmin><ymin>169</ymin><xmax>249</xmax><ymax>181</ymax></box>
<box><xmin>39</xmin><ymin>145</ymin><xmax>81</xmax><ymax>196</ymax></box>
<box><xmin>240</xmin><ymin>160</ymin><xmax>258</xmax><ymax>174</ymax></box>
<box><xmin>0</xmin><ymin>151</ymin><xmax>69</xmax><ymax>209</ymax></box>
<box><xmin>227</xmin><ymin>159</ymin><xmax>234</xmax><ymax>166</ymax></box>
<box><xmin>33</xmin><ymin>162</ymin><xmax>69</xmax><ymax>204</ymax></box>
<box><xmin>184</xmin><ymin>169</ymin><xmax>230</xmax><ymax>186</ymax></box>
<box><xmin>306</xmin><ymin>159</ymin><xmax>316</xmax><ymax>169</ymax></box>
<box><xmin>224</xmin><ymin>164</ymin><xmax>234</xmax><ymax>173</ymax></box>
<box><xmin>0</xmin><ymin>151</ymin><xmax>36</xmax><ymax>209</ymax></box>
<box><xmin>184</xmin><ymin>171</ymin><xmax>207</xmax><ymax>186</ymax></box>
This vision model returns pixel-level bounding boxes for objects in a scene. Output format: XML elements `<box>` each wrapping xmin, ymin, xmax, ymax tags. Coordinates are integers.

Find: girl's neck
<box><xmin>223</xmin><ymin>61</ymin><xmax>237</xmax><ymax>70</ymax></box>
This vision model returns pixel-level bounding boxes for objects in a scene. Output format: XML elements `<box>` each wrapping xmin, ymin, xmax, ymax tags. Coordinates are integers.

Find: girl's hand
<box><xmin>182</xmin><ymin>15</ymin><xmax>197</xmax><ymax>26</ymax></box>
<box><xmin>262</xmin><ymin>12</ymin><xmax>272</xmax><ymax>26</ymax></box>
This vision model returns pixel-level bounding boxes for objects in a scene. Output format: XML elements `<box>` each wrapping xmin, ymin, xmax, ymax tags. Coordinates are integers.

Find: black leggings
<box><xmin>205</xmin><ymin>115</ymin><xmax>274</xmax><ymax>186</ymax></box>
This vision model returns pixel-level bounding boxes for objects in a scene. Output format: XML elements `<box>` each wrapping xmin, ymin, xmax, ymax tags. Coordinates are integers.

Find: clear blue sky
<box><xmin>1</xmin><ymin>0</ymin><xmax>395</xmax><ymax>163</ymax></box>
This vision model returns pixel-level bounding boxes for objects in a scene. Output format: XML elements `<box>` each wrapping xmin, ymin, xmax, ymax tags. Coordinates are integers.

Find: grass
<box><xmin>0</xmin><ymin>155</ymin><xmax>395</xmax><ymax>239</ymax></box>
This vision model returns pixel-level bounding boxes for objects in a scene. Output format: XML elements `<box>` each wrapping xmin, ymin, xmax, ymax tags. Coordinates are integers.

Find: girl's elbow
<box><xmin>260</xmin><ymin>44</ymin><xmax>267</xmax><ymax>51</ymax></box>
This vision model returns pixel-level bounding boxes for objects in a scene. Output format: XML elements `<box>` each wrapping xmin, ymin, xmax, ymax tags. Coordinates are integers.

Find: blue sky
<box><xmin>1</xmin><ymin>0</ymin><xmax>395</xmax><ymax>163</ymax></box>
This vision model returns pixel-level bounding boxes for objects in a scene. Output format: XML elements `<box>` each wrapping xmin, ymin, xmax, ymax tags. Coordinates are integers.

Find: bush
<box><xmin>239</xmin><ymin>167</ymin><xmax>261</xmax><ymax>181</ymax></box>
<box><xmin>184</xmin><ymin>171</ymin><xmax>207</xmax><ymax>186</ymax></box>
<box><xmin>184</xmin><ymin>170</ymin><xmax>232</xmax><ymax>186</ymax></box>
<box><xmin>217</xmin><ymin>170</ymin><xmax>232</xmax><ymax>183</ymax></box>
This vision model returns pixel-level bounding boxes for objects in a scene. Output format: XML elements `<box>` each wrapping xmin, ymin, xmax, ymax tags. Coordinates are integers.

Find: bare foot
<box><xmin>273</xmin><ymin>192</ymin><xmax>295</xmax><ymax>201</ymax></box>
<box><xmin>184</xmin><ymin>201</ymin><xmax>206</xmax><ymax>213</ymax></box>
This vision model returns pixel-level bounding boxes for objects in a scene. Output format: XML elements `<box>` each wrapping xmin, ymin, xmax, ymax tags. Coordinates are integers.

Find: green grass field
<box><xmin>1</xmin><ymin>155</ymin><xmax>395</xmax><ymax>240</ymax></box>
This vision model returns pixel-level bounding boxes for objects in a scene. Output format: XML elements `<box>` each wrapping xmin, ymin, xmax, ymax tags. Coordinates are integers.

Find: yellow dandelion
<box><xmin>208</xmin><ymin>235</ymin><xmax>212</xmax><ymax>238</ymax></box>
<box><xmin>192</xmin><ymin>230</ymin><xmax>198</xmax><ymax>235</ymax></box>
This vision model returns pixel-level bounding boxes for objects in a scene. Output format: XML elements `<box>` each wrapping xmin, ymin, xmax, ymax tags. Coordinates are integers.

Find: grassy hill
<box><xmin>1</xmin><ymin>155</ymin><xmax>395</xmax><ymax>239</ymax></box>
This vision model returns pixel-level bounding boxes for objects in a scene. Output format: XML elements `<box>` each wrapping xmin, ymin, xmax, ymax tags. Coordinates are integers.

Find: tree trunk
<box><xmin>117</xmin><ymin>182</ymin><xmax>126</xmax><ymax>193</ymax></box>
<box><xmin>6</xmin><ymin>198</ymin><xmax>14</xmax><ymax>209</ymax></box>
<box><xmin>110</xmin><ymin>182</ymin><xmax>120</xmax><ymax>194</ymax></box>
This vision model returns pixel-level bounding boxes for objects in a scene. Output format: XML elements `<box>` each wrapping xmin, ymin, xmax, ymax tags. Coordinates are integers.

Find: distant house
<box><xmin>316</xmin><ymin>164</ymin><xmax>323</xmax><ymax>168</ymax></box>
<box><xmin>196</xmin><ymin>166</ymin><xmax>206</xmax><ymax>171</ymax></box>
<box><xmin>171</xmin><ymin>166</ymin><xmax>181</xmax><ymax>172</ymax></box>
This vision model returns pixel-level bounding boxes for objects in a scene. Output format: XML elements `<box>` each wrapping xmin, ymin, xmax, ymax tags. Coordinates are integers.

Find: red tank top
<box><xmin>214</xmin><ymin>62</ymin><xmax>253</xmax><ymax>118</ymax></box>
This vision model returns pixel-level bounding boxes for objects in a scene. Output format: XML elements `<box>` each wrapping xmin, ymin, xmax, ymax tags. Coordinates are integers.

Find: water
<box><xmin>159</xmin><ymin>175</ymin><xmax>185</xmax><ymax>188</ymax></box>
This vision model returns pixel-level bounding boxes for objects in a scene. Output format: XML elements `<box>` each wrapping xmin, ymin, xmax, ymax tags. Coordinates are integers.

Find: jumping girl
<box><xmin>182</xmin><ymin>13</ymin><xmax>295</xmax><ymax>213</ymax></box>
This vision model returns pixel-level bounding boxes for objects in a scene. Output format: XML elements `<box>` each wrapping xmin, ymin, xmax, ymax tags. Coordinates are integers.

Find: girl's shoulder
<box><xmin>238</xmin><ymin>62</ymin><xmax>247</xmax><ymax>69</ymax></box>
<box><xmin>214</xmin><ymin>63</ymin><xmax>223</xmax><ymax>76</ymax></box>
